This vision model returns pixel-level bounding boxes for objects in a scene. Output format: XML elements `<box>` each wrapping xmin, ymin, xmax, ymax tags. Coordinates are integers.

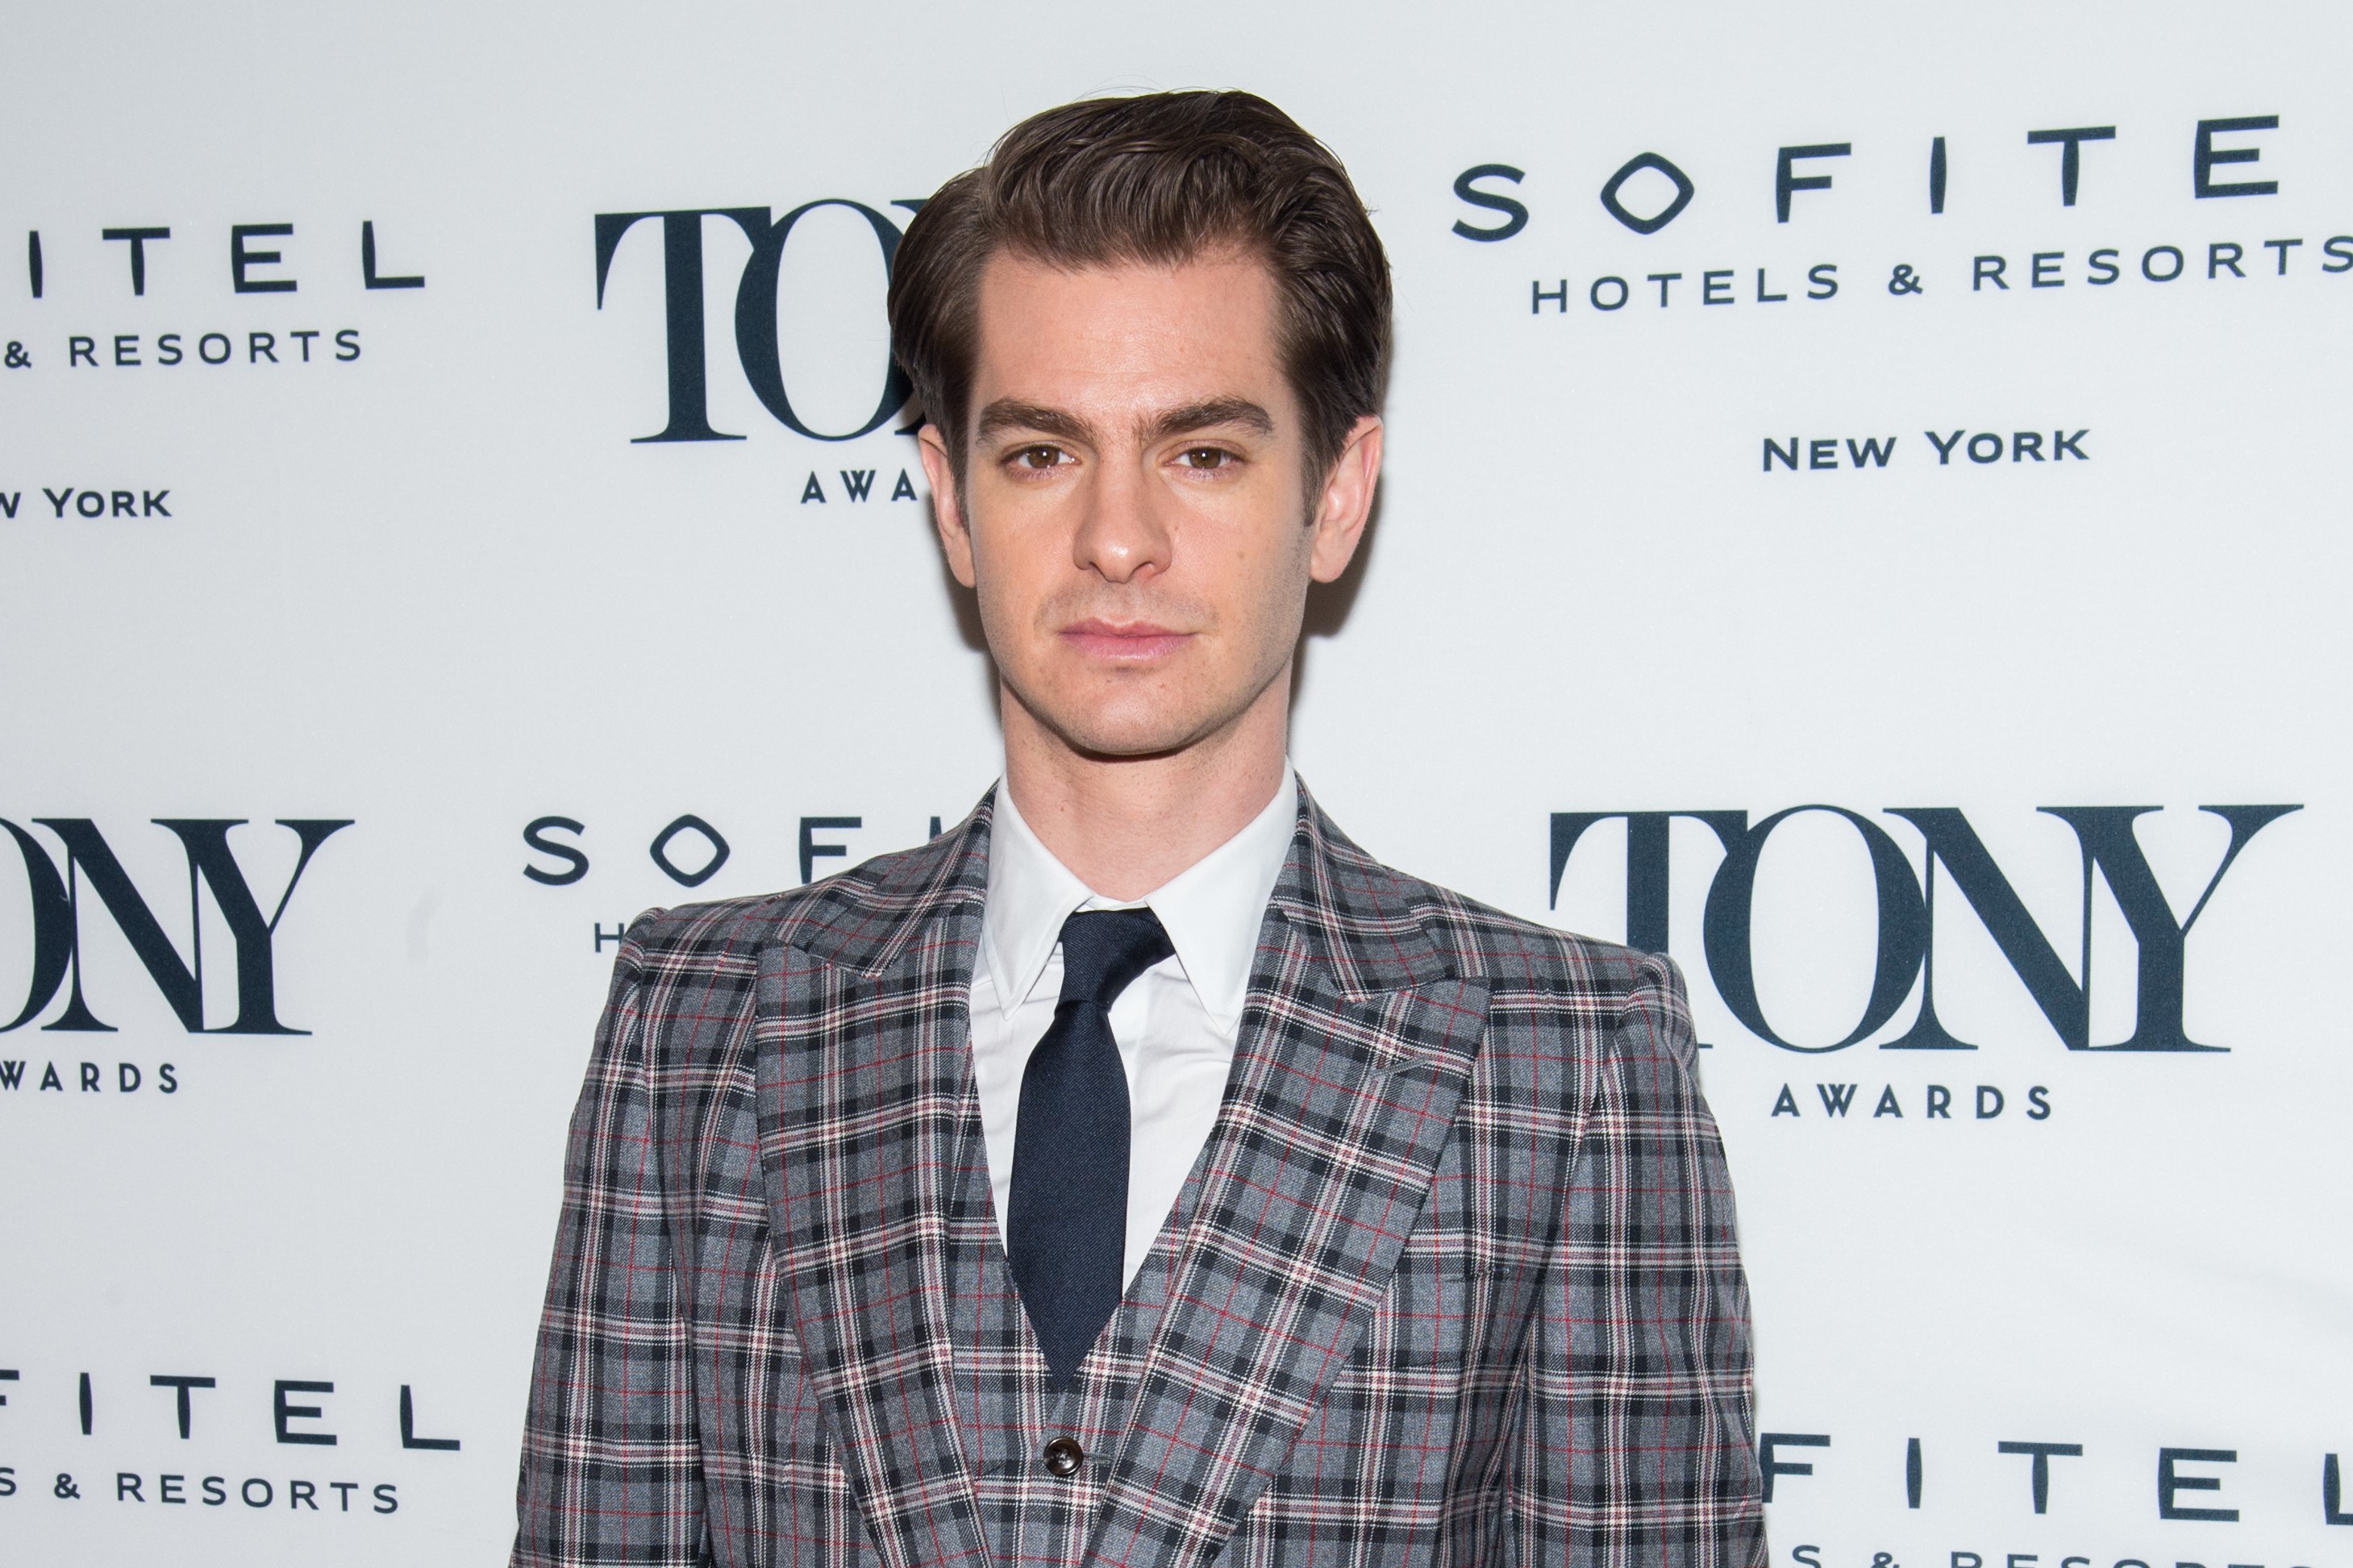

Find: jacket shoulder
<box><xmin>1370</xmin><ymin>866</ymin><xmax>1701</xmax><ymax>1084</ymax></box>
<box><xmin>1374</xmin><ymin>860</ymin><xmax>1676</xmax><ymax>1008</ymax></box>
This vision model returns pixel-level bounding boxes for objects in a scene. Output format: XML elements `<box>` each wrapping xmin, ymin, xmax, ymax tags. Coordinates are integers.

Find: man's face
<box><xmin>919</xmin><ymin>252</ymin><xmax>1377</xmax><ymax>762</ymax></box>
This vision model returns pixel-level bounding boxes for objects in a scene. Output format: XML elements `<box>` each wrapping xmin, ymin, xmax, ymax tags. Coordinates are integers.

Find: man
<box><xmin>514</xmin><ymin>91</ymin><xmax>1764</xmax><ymax>1568</ymax></box>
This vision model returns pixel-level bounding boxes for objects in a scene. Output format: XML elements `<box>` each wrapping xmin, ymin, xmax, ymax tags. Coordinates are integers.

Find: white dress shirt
<box><xmin>967</xmin><ymin>768</ymin><xmax>1297</xmax><ymax>1287</ymax></box>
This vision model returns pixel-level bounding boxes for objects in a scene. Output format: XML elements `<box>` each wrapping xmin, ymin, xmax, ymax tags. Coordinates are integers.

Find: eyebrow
<box><xmin>1146</xmin><ymin>397</ymin><xmax>1275</xmax><ymax>443</ymax></box>
<box><xmin>974</xmin><ymin>399</ymin><xmax>1094</xmax><ymax>447</ymax></box>
<box><xmin>972</xmin><ymin>395</ymin><xmax>1276</xmax><ymax>449</ymax></box>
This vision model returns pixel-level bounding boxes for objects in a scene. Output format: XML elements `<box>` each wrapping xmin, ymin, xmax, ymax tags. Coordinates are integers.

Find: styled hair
<box><xmin>887</xmin><ymin>89</ymin><xmax>1392</xmax><ymax>488</ymax></box>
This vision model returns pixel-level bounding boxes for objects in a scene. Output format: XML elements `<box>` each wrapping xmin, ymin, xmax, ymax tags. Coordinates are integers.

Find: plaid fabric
<box><xmin>941</xmin><ymin>1063</ymin><xmax>1197</xmax><ymax>1568</ymax></box>
<box><xmin>513</xmin><ymin>781</ymin><xmax>1765</xmax><ymax>1568</ymax></box>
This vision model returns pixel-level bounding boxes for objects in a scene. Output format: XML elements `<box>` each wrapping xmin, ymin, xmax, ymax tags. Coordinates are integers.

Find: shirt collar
<box><xmin>982</xmin><ymin>766</ymin><xmax>1297</xmax><ymax>1034</ymax></box>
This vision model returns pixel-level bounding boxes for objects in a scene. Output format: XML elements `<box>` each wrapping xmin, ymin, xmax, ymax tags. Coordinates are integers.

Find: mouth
<box><xmin>1057</xmin><ymin>618</ymin><xmax>1197</xmax><ymax>662</ymax></box>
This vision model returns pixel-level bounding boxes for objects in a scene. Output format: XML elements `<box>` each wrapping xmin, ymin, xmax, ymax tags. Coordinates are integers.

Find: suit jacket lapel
<box><xmin>1088</xmin><ymin>786</ymin><xmax>1492</xmax><ymax>1568</ymax></box>
<box><xmin>755</xmin><ymin>801</ymin><xmax>996</xmax><ymax>1568</ymax></box>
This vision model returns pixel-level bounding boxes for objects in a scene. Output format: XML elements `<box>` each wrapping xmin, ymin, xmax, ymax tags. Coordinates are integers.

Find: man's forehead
<box><xmin>977</xmin><ymin>245</ymin><xmax>1275</xmax><ymax>310</ymax></box>
<box><xmin>969</xmin><ymin>249</ymin><xmax>1289</xmax><ymax>416</ymax></box>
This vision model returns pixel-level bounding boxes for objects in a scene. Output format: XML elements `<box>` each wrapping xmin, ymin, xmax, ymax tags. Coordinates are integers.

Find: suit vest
<box><xmin>939</xmin><ymin>1083</ymin><xmax>1201</xmax><ymax>1568</ymax></box>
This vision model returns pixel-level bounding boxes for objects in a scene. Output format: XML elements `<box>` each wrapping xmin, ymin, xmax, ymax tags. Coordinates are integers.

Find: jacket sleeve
<box><xmin>1513</xmin><ymin>954</ymin><xmax>1767</xmax><ymax>1568</ymax></box>
<box><xmin>514</xmin><ymin>919</ymin><xmax>710</xmax><ymax>1566</ymax></box>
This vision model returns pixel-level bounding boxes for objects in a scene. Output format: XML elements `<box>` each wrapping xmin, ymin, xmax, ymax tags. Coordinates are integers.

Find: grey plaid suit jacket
<box><xmin>514</xmin><ymin>781</ymin><xmax>1765</xmax><ymax>1568</ymax></box>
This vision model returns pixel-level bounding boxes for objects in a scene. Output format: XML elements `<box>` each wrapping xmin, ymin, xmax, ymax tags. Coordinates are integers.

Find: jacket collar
<box><xmin>773</xmin><ymin>772</ymin><xmax>1456</xmax><ymax>994</ymax></box>
<box><xmin>1268</xmin><ymin>777</ymin><xmax>1456</xmax><ymax>996</ymax></box>
<box><xmin>772</xmin><ymin>791</ymin><xmax>995</xmax><ymax>976</ymax></box>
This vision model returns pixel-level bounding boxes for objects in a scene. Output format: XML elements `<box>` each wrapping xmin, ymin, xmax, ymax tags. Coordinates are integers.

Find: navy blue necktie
<box><xmin>1006</xmin><ymin>907</ymin><xmax>1173</xmax><ymax>1388</ymax></box>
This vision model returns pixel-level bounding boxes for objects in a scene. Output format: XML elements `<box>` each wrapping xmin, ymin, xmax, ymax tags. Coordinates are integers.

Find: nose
<box><xmin>1070</xmin><ymin>455</ymin><xmax>1172</xmax><ymax>584</ymax></box>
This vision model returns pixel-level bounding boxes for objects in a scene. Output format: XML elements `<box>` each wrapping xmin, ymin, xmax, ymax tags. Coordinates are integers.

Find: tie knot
<box><xmin>1055</xmin><ymin>908</ymin><xmax>1175</xmax><ymax>1011</ymax></box>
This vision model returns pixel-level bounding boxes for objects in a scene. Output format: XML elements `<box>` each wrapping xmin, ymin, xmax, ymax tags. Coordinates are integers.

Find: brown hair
<box><xmin>887</xmin><ymin>90</ymin><xmax>1391</xmax><ymax>489</ymax></box>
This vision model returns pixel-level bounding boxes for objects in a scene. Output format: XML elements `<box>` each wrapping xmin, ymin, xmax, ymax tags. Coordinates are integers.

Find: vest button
<box><xmin>1042</xmin><ymin>1436</ymin><xmax>1084</xmax><ymax>1478</ymax></box>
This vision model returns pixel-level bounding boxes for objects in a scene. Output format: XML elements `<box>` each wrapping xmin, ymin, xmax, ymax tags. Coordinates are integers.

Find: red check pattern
<box><xmin>513</xmin><ymin>782</ymin><xmax>1766</xmax><ymax>1568</ymax></box>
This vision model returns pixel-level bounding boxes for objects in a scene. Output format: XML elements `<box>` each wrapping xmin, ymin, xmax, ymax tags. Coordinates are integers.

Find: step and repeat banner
<box><xmin>2</xmin><ymin>2</ymin><xmax>2347</xmax><ymax>1563</ymax></box>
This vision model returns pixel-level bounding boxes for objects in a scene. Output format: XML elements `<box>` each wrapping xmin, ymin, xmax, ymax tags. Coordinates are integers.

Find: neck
<box><xmin>999</xmin><ymin>673</ymin><xmax>1292</xmax><ymax>902</ymax></box>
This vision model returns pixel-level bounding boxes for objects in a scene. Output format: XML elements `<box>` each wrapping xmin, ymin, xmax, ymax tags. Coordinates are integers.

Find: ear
<box><xmin>917</xmin><ymin>422</ymin><xmax>977</xmax><ymax>589</ymax></box>
<box><xmin>1308</xmin><ymin>414</ymin><xmax>1382</xmax><ymax>584</ymax></box>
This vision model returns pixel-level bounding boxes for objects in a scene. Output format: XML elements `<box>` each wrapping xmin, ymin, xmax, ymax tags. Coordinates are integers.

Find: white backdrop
<box><xmin>3</xmin><ymin>2</ymin><xmax>2349</xmax><ymax>1562</ymax></box>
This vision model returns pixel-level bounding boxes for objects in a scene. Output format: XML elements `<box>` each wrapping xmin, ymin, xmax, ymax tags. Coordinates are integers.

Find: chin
<box><xmin>1052</xmin><ymin>713</ymin><xmax>1214</xmax><ymax>762</ymax></box>
<box><xmin>1024</xmin><ymin>684</ymin><xmax>1222</xmax><ymax>760</ymax></box>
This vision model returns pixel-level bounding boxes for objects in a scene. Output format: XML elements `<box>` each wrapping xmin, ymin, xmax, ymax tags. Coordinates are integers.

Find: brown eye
<box><xmin>1014</xmin><ymin>445</ymin><xmax>1063</xmax><ymax>470</ymax></box>
<box><xmin>1179</xmin><ymin>447</ymin><xmax>1232</xmax><ymax>469</ymax></box>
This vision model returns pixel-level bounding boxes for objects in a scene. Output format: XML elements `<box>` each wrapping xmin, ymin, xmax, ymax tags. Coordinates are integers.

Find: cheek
<box><xmin>1219</xmin><ymin>526</ymin><xmax>1313</xmax><ymax>654</ymax></box>
<box><xmin>970</xmin><ymin>516</ymin><xmax>1058</xmax><ymax>609</ymax></box>
<box><xmin>974</xmin><ymin>562</ymin><xmax>1043</xmax><ymax>647</ymax></box>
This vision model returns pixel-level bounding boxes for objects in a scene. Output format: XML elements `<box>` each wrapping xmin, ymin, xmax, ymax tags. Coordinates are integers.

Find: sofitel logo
<box><xmin>1451</xmin><ymin>115</ymin><xmax>2304</xmax><ymax>240</ymax></box>
<box><xmin>0</xmin><ymin>818</ymin><xmax>348</xmax><ymax>1035</ymax></box>
<box><xmin>1549</xmin><ymin>803</ymin><xmax>2297</xmax><ymax>1054</ymax></box>
<box><xmin>6</xmin><ymin>220</ymin><xmax>425</xmax><ymax>379</ymax></box>
<box><xmin>1451</xmin><ymin>113</ymin><xmax>2353</xmax><ymax>323</ymax></box>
